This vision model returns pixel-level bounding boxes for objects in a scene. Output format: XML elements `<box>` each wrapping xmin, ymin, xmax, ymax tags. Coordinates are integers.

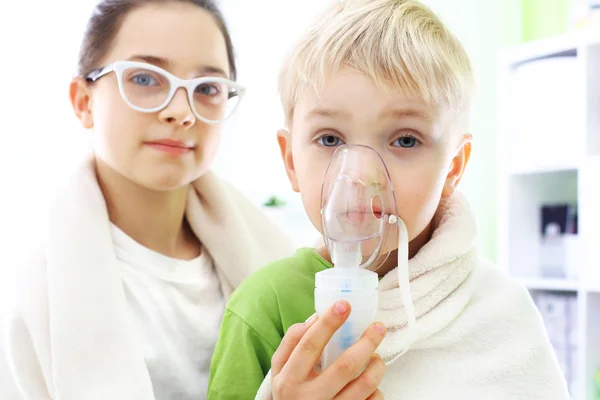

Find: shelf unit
<box><xmin>498</xmin><ymin>32</ymin><xmax>600</xmax><ymax>399</ymax></box>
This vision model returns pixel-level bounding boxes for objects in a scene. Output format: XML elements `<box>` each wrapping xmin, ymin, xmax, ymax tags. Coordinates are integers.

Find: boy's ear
<box><xmin>442</xmin><ymin>133</ymin><xmax>472</xmax><ymax>198</ymax></box>
<box><xmin>277</xmin><ymin>129</ymin><xmax>300</xmax><ymax>192</ymax></box>
<box><xmin>69</xmin><ymin>78</ymin><xmax>94</xmax><ymax>129</ymax></box>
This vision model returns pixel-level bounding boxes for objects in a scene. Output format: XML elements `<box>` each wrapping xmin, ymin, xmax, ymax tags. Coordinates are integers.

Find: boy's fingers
<box><xmin>271</xmin><ymin>315</ymin><xmax>317</xmax><ymax>376</ymax></box>
<box><xmin>367</xmin><ymin>390</ymin><xmax>385</xmax><ymax>400</ymax></box>
<box><xmin>320</xmin><ymin>322</ymin><xmax>386</xmax><ymax>394</ymax></box>
<box><xmin>280</xmin><ymin>301</ymin><xmax>351</xmax><ymax>381</ymax></box>
<box><xmin>334</xmin><ymin>354</ymin><xmax>386</xmax><ymax>400</ymax></box>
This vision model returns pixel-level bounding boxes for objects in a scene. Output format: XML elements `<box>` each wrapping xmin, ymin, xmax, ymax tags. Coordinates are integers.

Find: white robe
<box><xmin>256</xmin><ymin>194</ymin><xmax>570</xmax><ymax>399</ymax></box>
<box><xmin>1</xmin><ymin>156</ymin><xmax>295</xmax><ymax>400</ymax></box>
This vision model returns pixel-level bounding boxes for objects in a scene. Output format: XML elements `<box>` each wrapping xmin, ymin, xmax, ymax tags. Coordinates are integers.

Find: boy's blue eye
<box><xmin>318</xmin><ymin>135</ymin><xmax>343</xmax><ymax>147</ymax></box>
<box><xmin>392</xmin><ymin>136</ymin><xmax>418</xmax><ymax>148</ymax></box>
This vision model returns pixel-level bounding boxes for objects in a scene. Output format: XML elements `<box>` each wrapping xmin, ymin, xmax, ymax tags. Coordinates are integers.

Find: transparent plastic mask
<box><xmin>320</xmin><ymin>144</ymin><xmax>399</xmax><ymax>272</ymax></box>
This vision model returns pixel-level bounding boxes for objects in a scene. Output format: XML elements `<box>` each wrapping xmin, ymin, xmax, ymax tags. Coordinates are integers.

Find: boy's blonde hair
<box><xmin>278</xmin><ymin>0</ymin><xmax>474</xmax><ymax>125</ymax></box>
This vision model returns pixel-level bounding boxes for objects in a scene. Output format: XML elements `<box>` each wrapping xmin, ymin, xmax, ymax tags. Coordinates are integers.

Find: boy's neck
<box><xmin>408</xmin><ymin>222</ymin><xmax>433</xmax><ymax>260</ymax></box>
<box><xmin>316</xmin><ymin>222</ymin><xmax>433</xmax><ymax>277</ymax></box>
<box><xmin>95</xmin><ymin>157</ymin><xmax>201</xmax><ymax>260</ymax></box>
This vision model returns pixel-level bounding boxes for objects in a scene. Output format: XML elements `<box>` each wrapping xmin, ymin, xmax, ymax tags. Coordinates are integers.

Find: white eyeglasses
<box><xmin>85</xmin><ymin>60</ymin><xmax>246</xmax><ymax>124</ymax></box>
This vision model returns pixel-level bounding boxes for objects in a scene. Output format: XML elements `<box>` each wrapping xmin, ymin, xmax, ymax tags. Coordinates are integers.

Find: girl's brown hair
<box><xmin>77</xmin><ymin>0</ymin><xmax>237</xmax><ymax>80</ymax></box>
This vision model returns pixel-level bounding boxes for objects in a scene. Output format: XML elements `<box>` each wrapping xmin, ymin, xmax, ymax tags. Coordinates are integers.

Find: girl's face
<box><xmin>71</xmin><ymin>3</ymin><xmax>232</xmax><ymax>190</ymax></box>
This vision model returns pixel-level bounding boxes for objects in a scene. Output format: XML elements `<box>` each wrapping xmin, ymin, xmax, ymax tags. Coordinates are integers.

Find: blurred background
<box><xmin>2</xmin><ymin>0</ymin><xmax>600</xmax><ymax>398</ymax></box>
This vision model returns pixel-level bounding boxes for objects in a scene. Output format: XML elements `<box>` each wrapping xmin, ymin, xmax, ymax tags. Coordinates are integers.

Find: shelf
<box><xmin>500</xmin><ymin>32</ymin><xmax>600</xmax><ymax>400</ymax></box>
<box><xmin>517</xmin><ymin>278</ymin><xmax>580</xmax><ymax>292</ymax></box>
<box><xmin>503</xmin><ymin>33</ymin><xmax>577</xmax><ymax>66</ymax></box>
<box><xmin>585</xmin><ymin>284</ymin><xmax>600</xmax><ymax>293</ymax></box>
<box><xmin>518</xmin><ymin>278</ymin><xmax>600</xmax><ymax>293</ymax></box>
<box><xmin>509</xmin><ymin>162</ymin><xmax>580</xmax><ymax>176</ymax></box>
<box><xmin>502</xmin><ymin>31</ymin><xmax>600</xmax><ymax>67</ymax></box>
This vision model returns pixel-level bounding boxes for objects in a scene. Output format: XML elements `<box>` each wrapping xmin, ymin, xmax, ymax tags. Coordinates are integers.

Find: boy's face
<box><xmin>278</xmin><ymin>68</ymin><xmax>471</xmax><ymax>258</ymax></box>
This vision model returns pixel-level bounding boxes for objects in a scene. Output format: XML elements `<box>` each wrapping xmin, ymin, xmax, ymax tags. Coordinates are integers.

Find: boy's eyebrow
<box><xmin>303</xmin><ymin>107</ymin><xmax>434</xmax><ymax>122</ymax></box>
<box><xmin>382</xmin><ymin>108</ymin><xmax>434</xmax><ymax>122</ymax></box>
<box><xmin>304</xmin><ymin>107</ymin><xmax>351</xmax><ymax>120</ymax></box>
<box><xmin>127</xmin><ymin>54</ymin><xmax>228</xmax><ymax>78</ymax></box>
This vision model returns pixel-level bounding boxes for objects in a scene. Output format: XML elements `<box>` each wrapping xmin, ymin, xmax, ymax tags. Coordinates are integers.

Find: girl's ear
<box><xmin>69</xmin><ymin>78</ymin><xmax>94</xmax><ymax>129</ymax></box>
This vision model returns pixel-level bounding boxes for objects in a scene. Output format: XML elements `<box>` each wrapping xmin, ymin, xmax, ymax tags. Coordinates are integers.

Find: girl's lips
<box><xmin>144</xmin><ymin>139</ymin><xmax>195</xmax><ymax>156</ymax></box>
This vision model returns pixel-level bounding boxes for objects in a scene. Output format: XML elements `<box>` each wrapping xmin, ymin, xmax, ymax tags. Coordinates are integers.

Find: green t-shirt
<box><xmin>207</xmin><ymin>248</ymin><xmax>332</xmax><ymax>399</ymax></box>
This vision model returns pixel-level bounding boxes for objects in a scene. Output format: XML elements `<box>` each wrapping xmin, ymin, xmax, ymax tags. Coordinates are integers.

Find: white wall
<box><xmin>214</xmin><ymin>0</ymin><xmax>333</xmax><ymax>246</ymax></box>
<box><xmin>1</xmin><ymin>2</ymin><xmax>99</xmax><ymax>295</ymax></box>
<box><xmin>214</xmin><ymin>0</ymin><xmax>332</xmax><ymax>196</ymax></box>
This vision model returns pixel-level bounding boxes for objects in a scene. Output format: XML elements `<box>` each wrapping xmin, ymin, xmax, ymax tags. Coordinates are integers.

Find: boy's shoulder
<box><xmin>232</xmin><ymin>248</ymin><xmax>331</xmax><ymax>298</ymax></box>
<box><xmin>456</xmin><ymin>257</ymin><xmax>547</xmax><ymax>342</ymax></box>
<box><xmin>471</xmin><ymin>258</ymin><xmax>530</xmax><ymax>305</ymax></box>
<box><xmin>226</xmin><ymin>248</ymin><xmax>331</xmax><ymax>332</ymax></box>
<box><xmin>242</xmin><ymin>247</ymin><xmax>330</xmax><ymax>287</ymax></box>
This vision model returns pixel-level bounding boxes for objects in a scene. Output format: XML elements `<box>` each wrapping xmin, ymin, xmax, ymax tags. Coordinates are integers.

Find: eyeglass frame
<box><xmin>85</xmin><ymin>60</ymin><xmax>247</xmax><ymax>125</ymax></box>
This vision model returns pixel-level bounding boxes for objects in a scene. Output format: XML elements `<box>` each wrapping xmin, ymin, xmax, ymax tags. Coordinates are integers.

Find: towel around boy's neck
<box><xmin>255</xmin><ymin>192</ymin><xmax>479</xmax><ymax>399</ymax></box>
<box><xmin>376</xmin><ymin>192</ymin><xmax>478</xmax><ymax>360</ymax></box>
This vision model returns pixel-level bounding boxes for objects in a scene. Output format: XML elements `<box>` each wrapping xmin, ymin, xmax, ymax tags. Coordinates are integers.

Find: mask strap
<box><xmin>384</xmin><ymin>215</ymin><xmax>416</xmax><ymax>365</ymax></box>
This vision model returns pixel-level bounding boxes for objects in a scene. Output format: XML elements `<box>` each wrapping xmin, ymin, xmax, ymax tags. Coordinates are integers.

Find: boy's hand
<box><xmin>271</xmin><ymin>300</ymin><xmax>386</xmax><ymax>400</ymax></box>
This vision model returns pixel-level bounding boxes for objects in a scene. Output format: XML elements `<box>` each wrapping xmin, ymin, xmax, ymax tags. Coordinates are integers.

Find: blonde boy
<box><xmin>208</xmin><ymin>0</ymin><xmax>569</xmax><ymax>398</ymax></box>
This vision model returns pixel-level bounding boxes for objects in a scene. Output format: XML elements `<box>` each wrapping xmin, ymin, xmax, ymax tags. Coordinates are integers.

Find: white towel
<box><xmin>1</xmin><ymin>154</ymin><xmax>295</xmax><ymax>400</ymax></box>
<box><xmin>256</xmin><ymin>193</ymin><xmax>569</xmax><ymax>399</ymax></box>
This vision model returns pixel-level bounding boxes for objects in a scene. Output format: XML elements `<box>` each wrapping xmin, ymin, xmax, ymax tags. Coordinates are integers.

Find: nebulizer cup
<box><xmin>314</xmin><ymin>144</ymin><xmax>401</xmax><ymax>370</ymax></box>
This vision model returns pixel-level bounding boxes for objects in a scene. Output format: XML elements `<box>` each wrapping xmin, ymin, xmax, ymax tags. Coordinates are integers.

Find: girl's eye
<box><xmin>195</xmin><ymin>83</ymin><xmax>220</xmax><ymax>96</ymax></box>
<box><xmin>392</xmin><ymin>136</ymin><xmax>420</xmax><ymax>148</ymax></box>
<box><xmin>318</xmin><ymin>135</ymin><xmax>343</xmax><ymax>147</ymax></box>
<box><xmin>132</xmin><ymin>74</ymin><xmax>158</xmax><ymax>86</ymax></box>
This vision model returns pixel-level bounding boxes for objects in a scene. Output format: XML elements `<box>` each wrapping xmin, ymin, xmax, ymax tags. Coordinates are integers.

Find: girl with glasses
<box><xmin>1</xmin><ymin>1</ymin><xmax>293</xmax><ymax>399</ymax></box>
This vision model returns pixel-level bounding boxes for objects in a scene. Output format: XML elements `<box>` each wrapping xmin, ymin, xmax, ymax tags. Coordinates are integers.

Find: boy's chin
<box><xmin>366</xmin><ymin>250</ymin><xmax>400</xmax><ymax>276</ymax></box>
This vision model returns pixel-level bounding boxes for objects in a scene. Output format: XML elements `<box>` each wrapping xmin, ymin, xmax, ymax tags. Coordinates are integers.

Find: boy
<box><xmin>208</xmin><ymin>0</ymin><xmax>569</xmax><ymax>398</ymax></box>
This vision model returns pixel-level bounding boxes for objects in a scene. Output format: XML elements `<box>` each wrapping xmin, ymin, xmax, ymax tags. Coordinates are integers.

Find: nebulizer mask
<box><xmin>314</xmin><ymin>144</ymin><xmax>415</xmax><ymax>369</ymax></box>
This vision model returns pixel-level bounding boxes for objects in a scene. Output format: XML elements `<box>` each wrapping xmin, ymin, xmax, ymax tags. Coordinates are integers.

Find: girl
<box><xmin>1</xmin><ymin>1</ymin><xmax>294</xmax><ymax>398</ymax></box>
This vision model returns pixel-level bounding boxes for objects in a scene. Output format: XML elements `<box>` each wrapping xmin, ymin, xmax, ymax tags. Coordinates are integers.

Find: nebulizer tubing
<box><xmin>384</xmin><ymin>214</ymin><xmax>417</xmax><ymax>364</ymax></box>
<box><xmin>314</xmin><ymin>144</ymin><xmax>416</xmax><ymax>370</ymax></box>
